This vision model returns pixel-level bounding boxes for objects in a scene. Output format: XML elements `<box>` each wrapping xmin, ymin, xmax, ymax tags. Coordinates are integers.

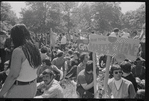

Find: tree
<box><xmin>0</xmin><ymin>2</ymin><xmax>19</xmax><ymax>31</ymax></box>
<box><xmin>90</xmin><ymin>2</ymin><xmax>122</xmax><ymax>33</ymax></box>
<box><xmin>121</xmin><ymin>4</ymin><xmax>145</xmax><ymax>33</ymax></box>
<box><xmin>70</xmin><ymin>2</ymin><xmax>122</xmax><ymax>35</ymax></box>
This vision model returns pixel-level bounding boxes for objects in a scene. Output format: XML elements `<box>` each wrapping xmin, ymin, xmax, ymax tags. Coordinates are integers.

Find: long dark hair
<box><xmin>10</xmin><ymin>24</ymin><xmax>41</xmax><ymax>68</ymax></box>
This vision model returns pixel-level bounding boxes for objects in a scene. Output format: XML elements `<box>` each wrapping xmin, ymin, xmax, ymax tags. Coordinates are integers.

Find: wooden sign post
<box><xmin>93</xmin><ymin>52</ymin><xmax>97</xmax><ymax>98</ymax></box>
<box><xmin>102</xmin><ymin>55</ymin><xmax>111</xmax><ymax>98</ymax></box>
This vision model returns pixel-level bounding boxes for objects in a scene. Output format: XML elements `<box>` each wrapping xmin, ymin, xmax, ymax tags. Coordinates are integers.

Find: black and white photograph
<box><xmin>0</xmin><ymin>1</ymin><xmax>146</xmax><ymax>100</ymax></box>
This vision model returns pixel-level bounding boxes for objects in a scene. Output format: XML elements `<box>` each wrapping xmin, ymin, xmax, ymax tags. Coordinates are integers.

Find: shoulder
<box><xmin>122</xmin><ymin>78</ymin><xmax>132</xmax><ymax>85</ymax></box>
<box><xmin>49</xmin><ymin>80</ymin><xmax>62</xmax><ymax>91</ymax></box>
<box><xmin>78</xmin><ymin>71</ymin><xmax>85</xmax><ymax>81</ymax></box>
<box><xmin>78</xmin><ymin>70</ymin><xmax>85</xmax><ymax>77</ymax></box>
<box><xmin>108</xmin><ymin>78</ymin><xmax>114</xmax><ymax>84</ymax></box>
<box><xmin>12</xmin><ymin>47</ymin><xmax>23</xmax><ymax>56</ymax></box>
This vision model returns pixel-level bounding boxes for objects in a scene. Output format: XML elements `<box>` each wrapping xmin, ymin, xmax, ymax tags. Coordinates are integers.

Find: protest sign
<box><xmin>88</xmin><ymin>34</ymin><xmax>140</xmax><ymax>98</ymax></box>
<box><xmin>88</xmin><ymin>34</ymin><xmax>140</xmax><ymax>61</ymax></box>
<box><xmin>76</xmin><ymin>39</ymin><xmax>89</xmax><ymax>53</ymax></box>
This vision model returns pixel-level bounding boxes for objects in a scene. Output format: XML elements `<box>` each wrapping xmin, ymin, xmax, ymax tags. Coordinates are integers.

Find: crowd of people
<box><xmin>0</xmin><ymin>24</ymin><xmax>145</xmax><ymax>99</ymax></box>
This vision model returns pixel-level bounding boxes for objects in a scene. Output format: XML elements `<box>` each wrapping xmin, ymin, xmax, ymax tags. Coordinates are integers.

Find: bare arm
<box><xmin>81</xmin><ymin>81</ymin><xmax>94</xmax><ymax>90</ymax></box>
<box><xmin>52</xmin><ymin>65</ymin><xmax>63</xmax><ymax>80</ymax></box>
<box><xmin>51</xmin><ymin>59</ymin><xmax>55</xmax><ymax>65</ymax></box>
<box><xmin>0</xmin><ymin>48</ymin><xmax>22</xmax><ymax>97</ymax></box>
<box><xmin>62</xmin><ymin>61</ymin><xmax>67</xmax><ymax>79</ymax></box>
<box><xmin>128</xmin><ymin>83</ymin><xmax>136</xmax><ymax>98</ymax></box>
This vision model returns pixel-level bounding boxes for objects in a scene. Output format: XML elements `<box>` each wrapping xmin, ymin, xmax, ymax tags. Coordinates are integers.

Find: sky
<box><xmin>3</xmin><ymin>1</ymin><xmax>145</xmax><ymax>18</ymax></box>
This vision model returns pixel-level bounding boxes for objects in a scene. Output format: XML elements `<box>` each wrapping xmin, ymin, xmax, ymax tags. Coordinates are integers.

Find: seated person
<box><xmin>35</xmin><ymin>69</ymin><xmax>63</xmax><ymax>98</ymax></box>
<box><xmin>37</xmin><ymin>58</ymin><xmax>63</xmax><ymax>82</ymax></box>
<box><xmin>65</xmin><ymin>51</ymin><xmax>80</xmax><ymax>81</ymax></box>
<box><xmin>0</xmin><ymin>60</ymin><xmax>10</xmax><ymax>89</ymax></box>
<box><xmin>76</xmin><ymin>61</ymin><xmax>94</xmax><ymax>98</ymax></box>
<box><xmin>40</xmin><ymin>46</ymin><xmax>49</xmax><ymax>61</ymax></box>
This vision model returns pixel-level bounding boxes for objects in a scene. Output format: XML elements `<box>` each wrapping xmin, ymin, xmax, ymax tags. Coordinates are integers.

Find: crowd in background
<box><xmin>0</xmin><ymin>24</ymin><xmax>145</xmax><ymax>99</ymax></box>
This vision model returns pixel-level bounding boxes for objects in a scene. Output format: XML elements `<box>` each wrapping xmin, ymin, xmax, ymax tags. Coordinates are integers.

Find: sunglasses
<box><xmin>114</xmin><ymin>71</ymin><xmax>123</xmax><ymax>74</ymax></box>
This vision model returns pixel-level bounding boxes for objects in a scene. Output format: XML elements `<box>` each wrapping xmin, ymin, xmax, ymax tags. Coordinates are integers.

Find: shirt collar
<box><xmin>45</xmin><ymin>79</ymin><xmax>54</xmax><ymax>90</ymax></box>
<box><xmin>114</xmin><ymin>78</ymin><xmax>122</xmax><ymax>84</ymax></box>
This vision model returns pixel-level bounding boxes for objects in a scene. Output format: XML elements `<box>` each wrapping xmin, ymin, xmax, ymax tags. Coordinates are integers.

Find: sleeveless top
<box><xmin>16</xmin><ymin>59</ymin><xmax>38</xmax><ymax>82</ymax></box>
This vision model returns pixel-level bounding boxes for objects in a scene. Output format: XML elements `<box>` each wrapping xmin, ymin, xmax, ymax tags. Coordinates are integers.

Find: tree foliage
<box><xmin>121</xmin><ymin>4</ymin><xmax>145</xmax><ymax>32</ymax></box>
<box><xmin>18</xmin><ymin>2</ymin><xmax>145</xmax><ymax>36</ymax></box>
<box><xmin>0</xmin><ymin>2</ymin><xmax>19</xmax><ymax>31</ymax></box>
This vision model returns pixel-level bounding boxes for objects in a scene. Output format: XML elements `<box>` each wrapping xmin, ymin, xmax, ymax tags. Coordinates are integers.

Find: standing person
<box><xmin>0</xmin><ymin>30</ymin><xmax>7</xmax><ymax>71</ymax></box>
<box><xmin>139</xmin><ymin>40</ymin><xmax>145</xmax><ymax>60</ymax></box>
<box><xmin>60</xmin><ymin>33</ymin><xmax>67</xmax><ymax>51</ymax></box>
<box><xmin>121</xmin><ymin>28</ymin><xmax>130</xmax><ymax>38</ymax></box>
<box><xmin>77</xmin><ymin>52</ymin><xmax>89</xmax><ymax>75</ymax></box>
<box><xmin>107</xmin><ymin>64</ymin><xmax>136</xmax><ymax>98</ymax></box>
<box><xmin>109</xmin><ymin>28</ymin><xmax>119</xmax><ymax>37</ymax></box>
<box><xmin>0</xmin><ymin>24</ymin><xmax>41</xmax><ymax>98</ymax></box>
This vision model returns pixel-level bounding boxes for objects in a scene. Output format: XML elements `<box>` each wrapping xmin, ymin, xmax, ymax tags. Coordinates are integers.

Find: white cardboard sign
<box><xmin>88</xmin><ymin>34</ymin><xmax>140</xmax><ymax>61</ymax></box>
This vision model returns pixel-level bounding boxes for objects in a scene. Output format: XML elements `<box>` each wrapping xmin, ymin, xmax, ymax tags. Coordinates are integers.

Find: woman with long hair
<box><xmin>0</xmin><ymin>24</ymin><xmax>41</xmax><ymax>98</ymax></box>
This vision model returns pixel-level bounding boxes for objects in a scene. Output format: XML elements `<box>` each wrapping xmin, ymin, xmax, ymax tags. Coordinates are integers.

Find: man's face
<box><xmin>113</xmin><ymin>69</ymin><xmax>123</xmax><ymax>80</ymax></box>
<box><xmin>43</xmin><ymin>74</ymin><xmax>52</xmax><ymax>85</ymax></box>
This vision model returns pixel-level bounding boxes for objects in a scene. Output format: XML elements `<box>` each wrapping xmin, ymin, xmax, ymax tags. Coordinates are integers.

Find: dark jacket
<box><xmin>123</xmin><ymin>73</ymin><xmax>138</xmax><ymax>92</ymax></box>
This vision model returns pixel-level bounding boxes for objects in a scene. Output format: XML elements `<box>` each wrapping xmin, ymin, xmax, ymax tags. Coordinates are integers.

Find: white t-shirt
<box><xmin>61</xmin><ymin>36</ymin><xmax>67</xmax><ymax>44</ymax></box>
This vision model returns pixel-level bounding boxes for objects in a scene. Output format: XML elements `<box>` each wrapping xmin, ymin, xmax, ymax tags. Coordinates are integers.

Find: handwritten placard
<box><xmin>88</xmin><ymin>34</ymin><xmax>140</xmax><ymax>61</ymax></box>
